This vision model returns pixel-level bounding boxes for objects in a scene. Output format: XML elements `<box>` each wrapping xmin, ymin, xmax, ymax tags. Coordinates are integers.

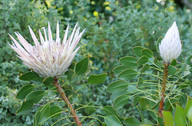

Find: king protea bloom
<box><xmin>159</xmin><ymin>21</ymin><xmax>182</xmax><ymax>64</ymax></box>
<box><xmin>9</xmin><ymin>22</ymin><xmax>85</xmax><ymax>77</ymax></box>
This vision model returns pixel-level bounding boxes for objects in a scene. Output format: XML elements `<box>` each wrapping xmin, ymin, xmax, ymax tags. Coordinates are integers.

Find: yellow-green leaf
<box><xmin>162</xmin><ymin>111</ymin><xmax>174</xmax><ymax>126</ymax></box>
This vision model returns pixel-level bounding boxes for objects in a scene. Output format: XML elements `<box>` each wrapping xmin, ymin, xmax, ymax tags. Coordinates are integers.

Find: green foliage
<box><xmin>12</xmin><ymin>57</ymin><xmax>107</xmax><ymax>125</ymax></box>
<box><xmin>106</xmin><ymin>46</ymin><xmax>191</xmax><ymax>125</ymax></box>
<box><xmin>162</xmin><ymin>97</ymin><xmax>192</xmax><ymax>126</ymax></box>
<box><xmin>1</xmin><ymin>0</ymin><xmax>192</xmax><ymax>125</ymax></box>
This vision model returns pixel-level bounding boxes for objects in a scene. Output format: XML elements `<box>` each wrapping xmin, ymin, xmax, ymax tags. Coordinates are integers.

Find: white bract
<box><xmin>159</xmin><ymin>21</ymin><xmax>182</xmax><ymax>64</ymax></box>
<box><xmin>9</xmin><ymin>22</ymin><xmax>85</xmax><ymax>77</ymax></box>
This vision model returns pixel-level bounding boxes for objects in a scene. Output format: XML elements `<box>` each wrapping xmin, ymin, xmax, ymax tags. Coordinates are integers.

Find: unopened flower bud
<box><xmin>159</xmin><ymin>21</ymin><xmax>182</xmax><ymax>64</ymax></box>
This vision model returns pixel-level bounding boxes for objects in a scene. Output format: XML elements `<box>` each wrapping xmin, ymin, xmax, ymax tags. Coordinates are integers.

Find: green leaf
<box><xmin>42</xmin><ymin>77</ymin><xmax>54</xmax><ymax>85</ymax></box>
<box><xmin>26</xmin><ymin>90</ymin><xmax>44</xmax><ymax>103</ymax></box>
<box><xmin>170</xmin><ymin>59</ymin><xmax>177</xmax><ymax>66</ymax></box>
<box><xmin>103</xmin><ymin>106</ymin><xmax>117</xmax><ymax>115</ymax></box>
<box><xmin>132</xmin><ymin>46</ymin><xmax>144</xmax><ymax>57</ymax></box>
<box><xmin>140</xmin><ymin>64</ymin><xmax>150</xmax><ymax>73</ymax></box>
<box><xmin>66</xmin><ymin>69</ymin><xmax>75</xmax><ymax>81</ymax></box>
<box><xmin>137</xmin><ymin>56</ymin><xmax>148</xmax><ymax>66</ymax></box>
<box><xmin>88</xmin><ymin>73</ymin><xmax>107</xmax><ymax>84</ymax></box>
<box><xmin>107</xmin><ymin>80</ymin><xmax>128</xmax><ymax>93</ymax></box>
<box><xmin>139</xmin><ymin>98</ymin><xmax>149</xmax><ymax>110</ymax></box>
<box><xmin>123</xmin><ymin>117</ymin><xmax>141</xmax><ymax>126</ymax></box>
<box><xmin>113</xmin><ymin>65</ymin><xmax>128</xmax><ymax>75</ymax></box>
<box><xmin>104</xmin><ymin>115</ymin><xmax>123</xmax><ymax>126</ymax></box>
<box><xmin>154</xmin><ymin>58</ymin><xmax>163</xmax><ymax>68</ymax></box>
<box><xmin>50</xmin><ymin>105</ymin><xmax>62</xmax><ymax>118</ymax></box>
<box><xmin>68</xmin><ymin>62</ymin><xmax>76</xmax><ymax>70</ymax></box>
<box><xmin>162</xmin><ymin>111</ymin><xmax>174</xmax><ymax>126</ymax></box>
<box><xmin>175</xmin><ymin>104</ymin><xmax>186</xmax><ymax>126</ymax></box>
<box><xmin>16</xmin><ymin>101</ymin><xmax>34</xmax><ymax>115</ymax></box>
<box><xmin>118</xmin><ymin>69</ymin><xmax>137</xmax><ymax>81</ymax></box>
<box><xmin>133</xmin><ymin>96</ymin><xmax>140</xmax><ymax>106</ymax></box>
<box><xmin>16</xmin><ymin>85</ymin><xmax>34</xmax><ymax>100</ymax></box>
<box><xmin>113</xmin><ymin>95</ymin><xmax>129</xmax><ymax>110</ymax></box>
<box><xmin>186</xmin><ymin>55</ymin><xmax>192</xmax><ymax>66</ymax></box>
<box><xmin>168</xmin><ymin>65</ymin><xmax>176</xmax><ymax>75</ymax></box>
<box><xmin>75</xmin><ymin>57</ymin><xmax>89</xmax><ymax>75</ymax></box>
<box><xmin>187</xmin><ymin>107</ymin><xmax>192</xmax><ymax>122</ymax></box>
<box><xmin>142</xmin><ymin>48</ymin><xmax>153</xmax><ymax>58</ymax></box>
<box><xmin>137</xmin><ymin>77</ymin><xmax>143</xmax><ymax>88</ymax></box>
<box><xmin>19</xmin><ymin>71</ymin><xmax>40</xmax><ymax>81</ymax></box>
<box><xmin>119</xmin><ymin>56</ymin><xmax>137</xmax><ymax>68</ymax></box>
<box><xmin>38</xmin><ymin>104</ymin><xmax>50</xmax><ymax>125</ymax></box>
<box><xmin>184</xmin><ymin>97</ymin><xmax>192</xmax><ymax>122</ymax></box>
<box><xmin>157</xmin><ymin>117</ymin><xmax>164</xmax><ymax>126</ymax></box>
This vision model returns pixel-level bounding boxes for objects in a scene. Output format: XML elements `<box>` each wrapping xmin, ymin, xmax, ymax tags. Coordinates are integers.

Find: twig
<box><xmin>53</xmin><ymin>78</ymin><xmax>82</xmax><ymax>126</ymax></box>
<box><xmin>158</xmin><ymin>64</ymin><xmax>169</xmax><ymax>117</ymax></box>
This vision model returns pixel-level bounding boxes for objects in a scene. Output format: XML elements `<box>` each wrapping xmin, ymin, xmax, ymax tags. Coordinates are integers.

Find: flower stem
<box><xmin>53</xmin><ymin>78</ymin><xmax>82</xmax><ymax>126</ymax></box>
<box><xmin>158</xmin><ymin>64</ymin><xmax>169</xmax><ymax>117</ymax></box>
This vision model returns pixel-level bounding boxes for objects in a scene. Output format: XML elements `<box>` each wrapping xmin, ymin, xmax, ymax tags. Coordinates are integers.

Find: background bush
<box><xmin>0</xmin><ymin>0</ymin><xmax>192</xmax><ymax>125</ymax></box>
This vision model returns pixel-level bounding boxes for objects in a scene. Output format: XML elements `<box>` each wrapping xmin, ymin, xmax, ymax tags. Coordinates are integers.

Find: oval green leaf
<box><xmin>26</xmin><ymin>90</ymin><xmax>44</xmax><ymax>103</ymax></box>
<box><xmin>140</xmin><ymin>64</ymin><xmax>150</xmax><ymax>73</ymax></box>
<box><xmin>103</xmin><ymin>106</ymin><xmax>117</xmax><ymax>115</ymax></box>
<box><xmin>123</xmin><ymin>117</ymin><xmax>141</xmax><ymax>126</ymax></box>
<box><xmin>168</xmin><ymin>65</ymin><xmax>176</xmax><ymax>76</ymax></box>
<box><xmin>113</xmin><ymin>95</ymin><xmax>130</xmax><ymax>110</ymax></box>
<box><xmin>104</xmin><ymin>115</ymin><xmax>123</xmax><ymax>126</ymax></box>
<box><xmin>50</xmin><ymin>105</ymin><xmax>62</xmax><ymax>118</ymax></box>
<box><xmin>42</xmin><ymin>77</ymin><xmax>54</xmax><ymax>85</ymax></box>
<box><xmin>88</xmin><ymin>73</ymin><xmax>107</xmax><ymax>84</ymax></box>
<box><xmin>66</xmin><ymin>69</ymin><xmax>75</xmax><ymax>81</ymax></box>
<box><xmin>118</xmin><ymin>69</ymin><xmax>138</xmax><ymax>81</ymax></box>
<box><xmin>75</xmin><ymin>57</ymin><xmax>89</xmax><ymax>75</ymax></box>
<box><xmin>170</xmin><ymin>59</ymin><xmax>177</xmax><ymax>66</ymax></box>
<box><xmin>19</xmin><ymin>71</ymin><xmax>40</xmax><ymax>81</ymax></box>
<box><xmin>107</xmin><ymin>80</ymin><xmax>128</xmax><ymax>93</ymax></box>
<box><xmin>16</xmin><ymin>85</ymin><xmax>34</xmax><ymax>100</ymax></box>
<box><xmin>113</xmin><ymin>65</ymin><xmax>128</xmax><ymax>75</ymax></box>
<box><xmin>137</xmin><ymin>56</ymin><xmax>148</xmax><ymax>66</ymax></box>
<box><xmin>132</xmin><ymin>46</ymin><xmax>144</xmax><ymax>57</ymax></box>
<box><xmin>37</xmin><ymin>104</ymin><xmax>50</xmax><ymax>125</ymax></box>
<box><xmin>16</xmin><ymin>101</ymin><xmax>34</xmax><ymax>115</ymax></box>
<box><xmin>119</xmin><ymin>56</ymin><xmax>137</xmax><ymax>68</ymax></box>
<box><xmin>142</xmin><ymin>48</ymin><xmax>153</xmax><ymax>58</ymax></box>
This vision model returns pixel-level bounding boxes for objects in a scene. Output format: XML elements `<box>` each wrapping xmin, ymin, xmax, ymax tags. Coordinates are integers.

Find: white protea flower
<box><xmin>159</xmin><ymin>21</ymin><xmax>182</xmax><ymax>64</ymax></box>
<box><xmin>9</xmin><ymin>22</ymin><xmax>85</xmax><ymax>77</ymax></box>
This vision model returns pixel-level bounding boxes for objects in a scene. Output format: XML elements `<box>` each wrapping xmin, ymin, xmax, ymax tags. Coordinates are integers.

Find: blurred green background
<box><xmin>0</xmin><ymin>0</ymin><xmax>192</xmax><ymax>125</ymax></box>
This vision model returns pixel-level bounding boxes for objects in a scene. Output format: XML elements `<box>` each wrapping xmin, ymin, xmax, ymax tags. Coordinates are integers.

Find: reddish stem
<box><xmin>158</xmin><ymin>64</ymin><xmax>169</xmax><ymax>117</ymax></box>
<box><xmin>53</xmin><ymin>78</ymin><xmax>82</xmax><ymax>126</ymax></box>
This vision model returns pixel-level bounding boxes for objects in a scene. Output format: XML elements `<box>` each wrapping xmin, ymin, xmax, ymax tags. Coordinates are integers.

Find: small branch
<box><xmin>158</xmin><ymin>64</ymin><xmax>169</xmax><ymax>117</ymax></box>
<box><xmin>53</xmin><ymin>78</ymin><xmax>82</xmax><ymax>126</ymax></box>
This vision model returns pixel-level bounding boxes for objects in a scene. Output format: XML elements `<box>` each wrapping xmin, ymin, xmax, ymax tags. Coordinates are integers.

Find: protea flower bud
<box><xmin>159</xmin><ymin>21</ymin><xmax>182</xmax><ymax>64</ymax></box>
<box><xmin>9</xmin><ymin>22</ymin><xmax>85</xmax><ymax>77</ymax></box>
